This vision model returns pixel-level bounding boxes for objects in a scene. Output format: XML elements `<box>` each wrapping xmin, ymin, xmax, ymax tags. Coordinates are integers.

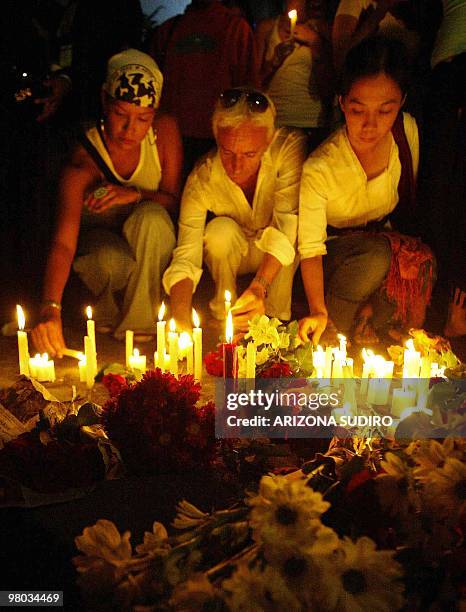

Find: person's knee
<box><xmin>96</xmin><ymin>243</ymin><xmax>134</xmax><ymax>281</ymax></box>
<box><xmin>124</xmin><ymin>202</ymin><xmax>175</xmax><ymax>249</ymax></box>
<box><xmin>365</xmin><ymin>236</ymin><xmax>391</xmax><ymax>280</ymax></box>
<box><xmin>204</xmin><ymin>216</ymin><xmax>242</xmax><ymax>259</ymax></box>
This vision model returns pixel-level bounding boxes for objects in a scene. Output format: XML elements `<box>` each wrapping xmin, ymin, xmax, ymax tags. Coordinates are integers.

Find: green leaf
<box><xmin>292</xmin><ymin>342</ymin><xmax>314</xmax><ymax>376</ymax></box>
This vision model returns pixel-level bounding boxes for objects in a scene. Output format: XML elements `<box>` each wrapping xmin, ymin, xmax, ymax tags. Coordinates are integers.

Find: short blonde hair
<box><xmin>212</xmin><ymin>89</ymin><xmax>276</xmax><ymax>140</ymax></box>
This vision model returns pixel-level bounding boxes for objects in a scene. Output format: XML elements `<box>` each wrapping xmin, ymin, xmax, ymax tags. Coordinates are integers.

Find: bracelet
<box><xmin>41</xmin><ymin>300</ymin><xmax>62</xmax><ymax>311</ymax></box>
<box><xmin>253</xmin><ymin>275</ymin><xmax>270</xmax><ymax>298</ymax></box>
<box><xmin>134</xmin><ymin>185</ymin><xmax>143</xmax><ymax>204</ymax></box>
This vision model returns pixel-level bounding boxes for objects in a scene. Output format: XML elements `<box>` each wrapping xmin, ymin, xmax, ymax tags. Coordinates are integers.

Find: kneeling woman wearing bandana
<box><xmin>32</xmin><ymin>49</ymin><xmax>182</xmax><ymax>355</ymax></box>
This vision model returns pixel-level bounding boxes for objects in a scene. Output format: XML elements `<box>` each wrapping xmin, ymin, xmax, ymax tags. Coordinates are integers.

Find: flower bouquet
<box><xmin>101</xmin><ymin>369</ymin><xmax>217</xmax><ymax>475</ymax></box>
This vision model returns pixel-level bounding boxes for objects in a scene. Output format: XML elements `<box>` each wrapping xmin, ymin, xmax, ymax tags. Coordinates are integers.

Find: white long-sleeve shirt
<box><xmin>163</xmin><ymin>127</ymin><xmax>308</xmax><ymax>293</ymax></box>
<box><xmin>298</xmin><ymin>112</ymin><xmax>419</xmax><ymax>259</ymax></box>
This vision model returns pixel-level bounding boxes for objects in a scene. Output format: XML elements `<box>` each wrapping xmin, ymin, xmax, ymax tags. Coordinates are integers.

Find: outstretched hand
<box><xmin>298</xmin><ymin>312</ymin><xmax>328</xmax><ymax>346</ymax></box>
<box><xmin>231</xmin><ymin>286</ymin><xmax>266</xmax><ymax>332</ymax></box>
<box><xmin>31</xmin><ymin>310</ymin><xmax>66</xmax><ymax>358</ymax></box>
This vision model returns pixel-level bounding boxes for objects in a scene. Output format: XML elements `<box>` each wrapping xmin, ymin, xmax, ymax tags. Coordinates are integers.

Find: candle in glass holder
<box><xmin>156</xmin><ymin>302</ymin><xmax>166</xmax><ymax>369</ymax></box>
<box><xmin>192</xmin><ymin>309</ymin><xmax>203</xmax><ymax>381</ymax></box>
<box><xmin>16</xmin><ymin>305</ymin><xmax>30</xmax><ymax>376</ymax></box>
<box><xmin>168</xmin><ymin>319</ymin><xmax>179</xmax><ymax>376</ymax></box>
<box><xmin>288</xmin><ymin>9</ymin><xmax>297</xmax><ymax>37</ymax></box>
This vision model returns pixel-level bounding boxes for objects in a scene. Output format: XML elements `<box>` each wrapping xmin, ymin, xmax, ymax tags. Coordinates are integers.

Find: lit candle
<box><xmin>402</xmin><ymin>339</ymin><xmax>421</xmax><ymax>380</ymax></box>
<box><xmin>224</xmin><ymin>289</ymin><xmax>232</xmax><ymax>318</ymax></box>
<box><xmin>360</xmin><ymin>349</ymin><xmax>375</xmax><ymax>396</ymax></box>
<box><xmin>168</xmin><ymin>319</ymin><xmax>179</xmax><ymax>376</ymax></box>
<box><xmin>391</xmin><ymin>386</ymin><xmax>417</xmax><ymax>418</ymax></box>
<box><xmin>338</xmin><ymin>334</ymin><xmax>347</xmax><ymax>360</ymax></box>
<box><xmin>179</xmin><ymin>332</ymin><xmax>194</xmax><ymax>375</ymax></box>
<box><xmin>246</xmin><ymin>341</ymin><xmax>256</xmax><ymax>380</ymax></box>
<box><xmin>367</xmin><ymin>358</ymin><xmax>394</xmax><ymax>405</ymax></box>
<box><xmin>223</xmin><ymin>310</ymin><xmax>238</xmax><ymax>380</ymax></box>
<box><xmin>323</xmin><ymin>346</ymin><xmax>333</xmax><ymax>379</ymax></box>
<box><xmin>312</xmin><ymin>345</ymin><xmax>325</xmax><ymax>379</ymax></box>
<box><xmin>417</xmin><ymin>356</ymin><xmax>432</xmax><ymax>410</ymax></box>
<box><xmin>156</xmin><ymin>302</ymin><xmax>166</xmax><ymax>369</ymax></box>
<box><xmin>86</xmin><ymin>306</ymin><xmax>97</xmax><ymax>378</ymax></box>
<box><xmin>331</xmin><ymin>348</ymin><xmax>344</xmax><ymax>379</ymax></box>
<box><xmin>78</xmin><ymin>352</ymin><xmax>87</xmax><ymax>383</ymax></box>
<box><xmin>29</xmin><ymin>352</ymin><xmax>55</xmax><ymax>382</ymax></box>
<box><xmin>343</xmin><ymin>357</ymin><xmax>354</xmax><ymax>378</ymax></box>
<box><xmin>129</xmin><ymin>348</ymin><xmax>147</xmax><ymax>373</ymax></box>
<box><xmin>288</xmin><ymin>9</ymin><xmax>297</xmax><ymax>37</ymax></box>
<box><xmin>192</xmin><ymin>308</ymin><xmax>203</xmax><ymax>382</ymax></box>
<box><xmin>125</xmin><ymin>330</ymin><xmax>134</xmax><ymax>369</ymax></box>
<box><xmin>16</xmin><ymin>305</ymin><xmax>30</xmax><ymax>376</ymax></box>
<box><xmin>84</xmin><ymin>335</ymin><xmax>94</xmax><ymax>388</ymax></box>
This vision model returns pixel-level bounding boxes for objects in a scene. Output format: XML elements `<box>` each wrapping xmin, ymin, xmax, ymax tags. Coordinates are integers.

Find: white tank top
<box><xmin>265</xmin><ymin>18</ymin><xmax>324</xmax><ymax>128</ymax></box>
<box><xmin>82</xmin><ymin>125</ymin><xmax>162</xmax><ymax>228</ymax></box>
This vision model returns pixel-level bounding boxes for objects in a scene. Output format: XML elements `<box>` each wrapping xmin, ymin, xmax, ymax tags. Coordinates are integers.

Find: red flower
<box><xmin>102</xmin><ymin>373</ymin><xmax>128</xmax><ymax>398</ymax></box>
<box><xmin>346</xmin><ymin>468</ymin><xmax>375</xmax><ymax>494</ymax></box>
<box><xmin>101</xmin><ymin>369</ymin><xmax>216</xmax><ymax>475</ymax></box>
<box><xmin>260</xmin><ymin>362</ymin><xmax>293</xmax><ymax>379</ymax></box>
<box><xmin>204</xmin><ymin>349</ymin><xmax>224</xmax><ymax>377</ymax></box>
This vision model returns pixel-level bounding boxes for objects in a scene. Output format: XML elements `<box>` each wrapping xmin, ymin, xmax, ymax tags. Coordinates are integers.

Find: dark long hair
<box><xmin>339</xmin><ymin>36</ymin><xmax>411</xmax><ymax>97</ymax></box>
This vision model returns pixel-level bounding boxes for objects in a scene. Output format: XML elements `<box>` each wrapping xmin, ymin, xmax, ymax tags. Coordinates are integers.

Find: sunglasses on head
<box><xmin>219</xmin><ymin>88</ymin><xmax>270</xmax><ymax>113</ymax></box>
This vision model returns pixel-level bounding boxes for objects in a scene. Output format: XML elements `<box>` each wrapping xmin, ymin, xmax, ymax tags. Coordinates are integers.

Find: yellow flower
<box><xmin>248</xmin><ymin>475</ymin><xmax>331</xmax><ymax>547</ymax></box>
<box><xmin>422</xmin><ymin>457</ymin><xmax>466</xmax><ymax>518</ymax></box>
<box><xmin>375</xmin><ymin>453</ymin><xmax>417</xmax><ymax>517</ymax></box>
<box><xmin>407</xmin><ymin>438</ymin><xmax>465</xmax><ymax>480</ymax></box>
<box><xmin>319</xmin><ymin>537</ymin><xmax>405</xmax><ymax>612</ymax></box>
<box><xmin>223</xmin><ymin>563</ymin><xmax>302</xmax><ymax>611</ymax></box>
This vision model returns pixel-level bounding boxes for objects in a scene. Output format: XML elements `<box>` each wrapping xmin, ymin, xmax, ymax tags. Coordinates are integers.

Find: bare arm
<box><xmin>298</xmin><ymin>255</ymin><xmax>328</xmax><ymax>345</ymax></box>
<box><xmin>32</xmin><ymin>147</ymin><xmax>98</xmax><ymax>356</ymax></box>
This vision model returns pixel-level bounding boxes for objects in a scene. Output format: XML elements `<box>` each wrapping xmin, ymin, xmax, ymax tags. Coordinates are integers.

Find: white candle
<box><xmin>360</xmin><ymin>349</ymin><xmax>375</xmax><ymax>396</ymax></box>
<box><xmin>323</xmin><ymin>346</ymin><xmax>333</xmax><ymax>379</ymax></box>
<box><xmin>246</xmin><ymin>341</ymin><xmax>256</xmax><ymax>380</ymax></box>
<box><xmin>125</xmin><ymin>330</ymin><xmax>134</xmax><ymax>369</ymax></box>
<box><xmin>129</xmin><ymin>348</ymin><xmax>147</xmax><ymax>373</ymax></box>
<box><xmin>343</xmin><ymin>357</ymin><xmax>354</xmax><ymax>378</ymax></box>
<box><xmin>417</xmin><ymin>356</ymin><xmax>432</xmax><ymax>409</ymax></box>
<box><xmin>179</xmin><ymin>332</ymin><xmax>194</xmax><ymax>375</ymax></box>
<box><xmin>84</xmin><ymin>335</ymin><xmax>94</xmax><ymax>388</ymax></box>
<box><xmin>332</xmin><ymin>348</ymin><xmax>344</xmax><ymax>379</ymax></box>
<box><xmin>288</xmin><ymin>9</ymin><xmax>297</xmax><ymax>37</ymax></box>
<box><xmin>192</xmin><ymin>309</ymin><xmax>203</xmax><ymax>382</ymax></box>
<box><xmin>402</xmin><ymin>339</ymin><xmax>421</xmax><ymax>380</ymax></box>
<box><xmin>78</xmin><ymin>352</ymin><xmax>87</xmax><ymax>382</ymax></box>
<box><xmin>29</xmin><ymin>352</ymin><xmax>55</xmax><ymax>382</ymax></box>
<box><xmin>86</xmin><ymin>306</ymin><xmax>97</xmax><ymax>378</ymax></box>
<box><xmin>156</xmin><ymin>302</ymin><xmax>166</xmax><ymax>369</ymax></box>
<box><xmin>312</xmin><ymin>345</ymin><xmax>325</xmax><ymax>379</ymax></box>
<box><xmin>224</xmin><ymin>289</ymin><xmax>232</xmax><ymax>318</ymax></box>
<box><xmin>16</xmin><ymin>305</ymin><xmax>30</xmax><ymax>376</ymax></box>
<box><xmin>168</xmin><ymin>319</ymin><xmax>179</xmax><ymax>376</ymax></box>
<box><xmin>367</xmin><ymin>359</ymin><xmax>394</xmax><ymax>405</ymax></box>
<box><xmin>338</xmin><ymin>334</ymin><xmax>347</xmax><ymax>360</ymax></box>
<box><xmin>391</xmin><ymin>387</ymin><xmax>417</xmax><ymax>418</ymax></box>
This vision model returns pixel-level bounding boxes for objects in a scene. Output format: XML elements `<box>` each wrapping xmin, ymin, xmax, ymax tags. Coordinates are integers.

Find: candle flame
<box><xmin>362</xmin><ymin>348</ymin><xmax>374</xmax><ymax>362</ymax></box>
<box><xmin>16</xmin><ymin>305</ymin><xmax>25</xmax><ymax>330</ymax></box>
<box><xmin>226</xmin><ymin>310</ymin><xmax>233</xmax><ymax>343</ymax></box>
<box><xmin>42</xmin><ymin>353</ymin><xmax>48</xmax><ymax>360</ymax></box>
<box><xmin>86</xmin><ymin>305</ymin><xmax>93</xmax><ymax>320</ymax></box>
<box><xmin>316</xmin><ymin>344</ymin><xmax>323</xmax><ymax>353</ymax></box>
<box><xmin>133</xmin><ymin>348</ymin><xmax>140</xmax><ymax>358</ymax></box>
<box><xmin>169</xmin><ymin>318</ymin><xmax>176</xmax><ymax>333</ymax></box>
<box><xmin>179</xmin><ymin>331</ymin><xmax>192</xmax><ymax>350</ymax></box>
<box><xmin>288</xmin><ymin>9</ymin><xmax>297</xmax><ymax>19</ymax></box>
<box><xmin>192</xmin><ymin>308</ymin><xmax>200</xmax><ymax>328</ymax></box>
<box><xmin>224</xmin><ymin>289</ymin><xmax>231</xmax><ymax>303</ymax></box>
<box><xmin>158</xmin><ymin>301</ymin><xmax>166</xmax><ymax>321</ymax></box>
<box><xmin>406</xmin><ymin>339</ymin><xmax>415</xmax><ymax>351</ymax></box>
<box><xmin>34</xmin><ymin>353</ymin><xmax>40</xmax><ymax>359</ymax></box>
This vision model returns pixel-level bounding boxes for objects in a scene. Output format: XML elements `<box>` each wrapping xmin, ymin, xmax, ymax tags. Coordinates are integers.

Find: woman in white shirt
<box><xmin>298</xmin><ymin>36</ymin><xmax>433</xmax><ymax>345</ymax></box>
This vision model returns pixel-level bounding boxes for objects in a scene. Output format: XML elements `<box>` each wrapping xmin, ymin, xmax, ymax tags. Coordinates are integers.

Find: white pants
<box><xmin>204</xmin><ymin>216</ymin><xmax>296</xmax><ymax>321</ymax></box>
<box><xmin>73</xmin><ymin>201</ymin><xmax>176</xmax><ymax>339</ymax></box>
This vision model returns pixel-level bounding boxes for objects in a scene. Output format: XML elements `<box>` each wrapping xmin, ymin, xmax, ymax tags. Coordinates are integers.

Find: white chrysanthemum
<box><xmin>406</xmin><ymin>438</ymin><xmax>466</xmax><ymax>480</ymax></box>
<box><xmin>375</xmin><ymin>452</ymin><xmax>418</xmax><ymax>517</ymax></box>
<box><xmin>318</xmin><ymin>537</ymin><xmax>405</xmax><ymax>612</ymax></box>
<box><xmin>223</xmin><ymin>563</ymin><xmax>303</xmax><ymax>611</ymax></box>
<box><xmin>248</xmin><ymin>475</ymin><xmax>331</xmax><ymax>547</ymax></box>
<box><xmin>422</xmin><ymin>457</ymin><xmax>466</xmax><ymax>518</ymax></box>
<box><xmin>75</xmin><ymin>519</ymin><xmax>132</xmax><ymax>564</ymax></box>
<box><xmin>135</xmin><ymin>521</ymin><xmax>170</xmax><ymax>555</ymax></box>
